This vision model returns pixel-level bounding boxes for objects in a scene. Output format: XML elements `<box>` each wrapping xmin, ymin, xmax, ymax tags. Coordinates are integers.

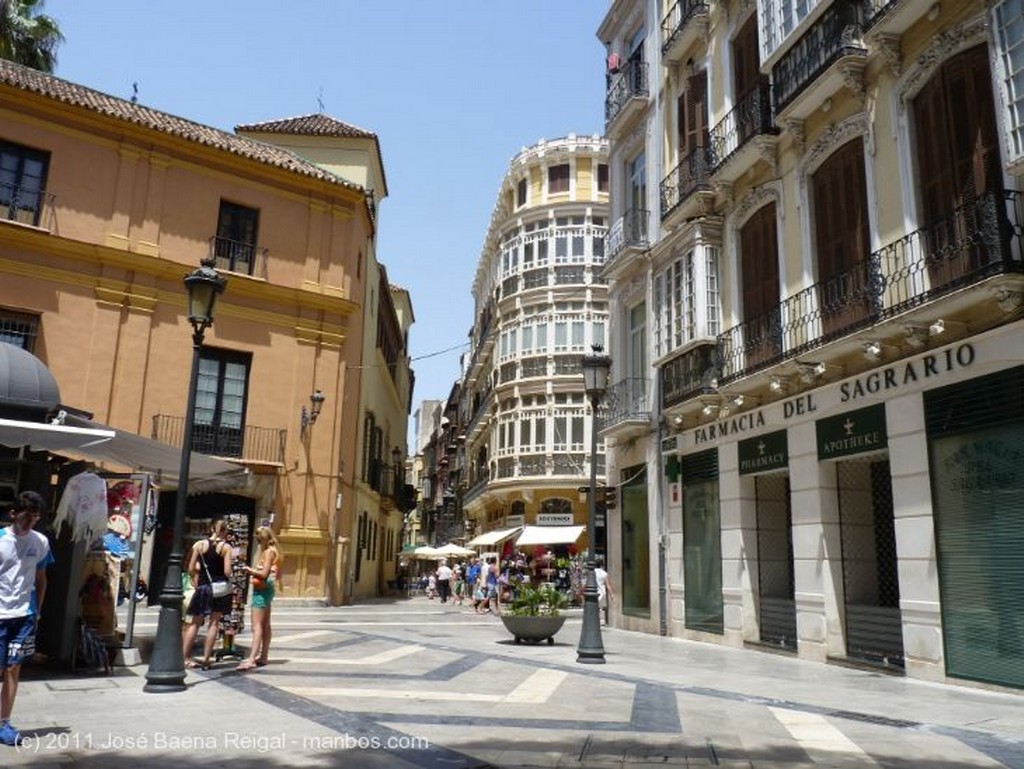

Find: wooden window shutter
<box><xmin>813</xmin><ymin>138</ymin><xmax>868</xmax><ymax>281</ymax></box>
<box><xmin>733</xmin><ymin>16</ymin><xmax>761</xmax><ymax>99</ymax></box>
<box><xmin>740</xmin><ymin>203</ymin><xmax>779</xmax><ymax>320</ymax></box>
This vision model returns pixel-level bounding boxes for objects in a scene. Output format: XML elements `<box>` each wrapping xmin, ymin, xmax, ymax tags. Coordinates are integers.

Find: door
<box><xmin>193</xmin><ymin>348</ymin><xmax>250</xmax><ymax>457</ymax></box>
<box><xmin>812</xmin><ymin>137</ymin><xmax>874</xmax><ymax>338</ymax></box>
<box><xmin>756</xmin><ymin>474</ymin><xmax>796</xmax><ymax>648</ymax></box>
<box><xmin>837</xmin><ymin>457</ymin><xmax>904</xmax><ymax>667</ymax></box>
<box><xmin>914</xmin><ymin>44</ymin><xmax>1002</xmax><ymax>287</ymax></box>
<box><xmin>739</xmin><ymin>203</ymin><xmax>782</xmax><ymax>368</ymax></box>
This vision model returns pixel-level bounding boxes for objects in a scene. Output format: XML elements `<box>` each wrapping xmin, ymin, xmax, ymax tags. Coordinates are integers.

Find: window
<box><xmin>740</xmin><ymin>204</ymin><xmax>781</xmax><ymax>365</ymax></box>
<box><xmin>193</xmin><ymin>348</ymin><xmax>251</xmax><ymax>457</ymax></box>
<box><xmin>548</xmin><ymin>163</ymin><xmax>570</xmax><ymax>194</ymax></box>
<box><xmin>517</xmin><ymin>178</ymin><xmax>528</xmax><ymax>207</ymax></box>
<box><xmin>628</xmin><ymin>151</ymin><xmax>646</xmax><ymax>216</ymax></box>
<box><xmin>214</xmin><ymin>201</ymin><xmax>259</xmax><ymax>275</ymax></box>
<box><xmin>0</xmin><ymin>309</ymin><xmax>39</xmax><ymax>352</ymax></box>
<box><xmin>597</xmin><ymin>163</ymin><xmax>609</xmax><ymax>193</ymax></box>
<box><xmin>678</xmin><ymin>70</ymin><xmax>708</xmax><ymax>161</ymax></box>
<box><xmin>628</xmin><ymin>301</ymin><xmax>647</xmax><ymax>379</ymax></box>
<box><xmin>0</xmin><ymin>140</ymin><xmax>49</xmax><ymax>227</ymax></box>
<box><xmin>994</xmin><ymin>0</ymin><xmax>1024</xmax><ymax>165</ymax></box>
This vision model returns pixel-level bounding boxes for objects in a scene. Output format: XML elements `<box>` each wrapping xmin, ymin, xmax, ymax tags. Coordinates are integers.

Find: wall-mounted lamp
<box><xmin>769</xmin><ymin>375</ymin><xmax>788</xmax><ymax>394</ymax></box>
<box><xmin>301</xmin><ymin>389</ymin><xmax>326</xmax><ymax>431</ymax></box>
<box><xmin>797</xmin><ymin>361</ymin><xmax>827</xmax><ymax>384</ymax></box>
<box><xmin>862</xmin><ymin>340</ymin><xmax>883</xmax><ymax>361</ymax></box>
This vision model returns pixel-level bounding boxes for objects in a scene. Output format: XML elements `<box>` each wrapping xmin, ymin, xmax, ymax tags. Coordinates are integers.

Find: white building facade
<box><xmin>598</xmin><ymin>0</ymin><xmax>1024</xmax><ymax>690</ymax></box>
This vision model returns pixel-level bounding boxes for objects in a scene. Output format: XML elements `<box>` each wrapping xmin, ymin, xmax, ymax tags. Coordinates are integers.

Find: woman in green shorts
<box><xmin>237</xmin><ymin>526</ymin><xmax>282</xmax><ymax>671</ymax></box>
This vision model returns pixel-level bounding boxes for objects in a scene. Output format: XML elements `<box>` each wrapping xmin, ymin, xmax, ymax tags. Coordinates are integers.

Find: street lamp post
<box><xmin>144</xmin><ymin>257</ymin><xmax>226</xmax><ymax>693</ymax></box>
<box><xmin>577</xmin><ymin>344</ymin><xmax>611</xmax><ymax>664</ymax></box>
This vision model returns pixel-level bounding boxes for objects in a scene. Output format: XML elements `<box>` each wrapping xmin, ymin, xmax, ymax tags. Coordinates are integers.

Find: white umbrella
<box><xmin>434</xmin><ymin>542</ymin><xmax>475</xmax><ymax>557</ymax></box>
<box><xmin>413</xmin><ymin>545</ymin><xmax>440</xmax><ymax>559</ymax></box>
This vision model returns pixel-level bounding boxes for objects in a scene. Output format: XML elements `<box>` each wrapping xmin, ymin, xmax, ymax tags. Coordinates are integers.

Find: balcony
<box><xmin>1</xmin><ymin>180</ymin><xmax>55</xmax><ymax>230</ymax></box>
<box><xmin>772</xmin><ymin>1</ymin><xmax>867</xmax><ymax>122</ymax></box>
<box><xmin>710</xmin><ymin>81</ymin><xmax>780</xmax><ymax>183</ymax></box>
<box><xmin>661</xmin><ymin>343</ymin><xmax>720</xmax><ymax>409</ymax></box>
<box><xmin>601</xmin><ymin>377</ymin><xmax>652</xmax><ymax>439</ymax></box>
<box><xmin>152</xmin><ymin>414</ymin><xmax>286</xmax><ymax>464</ymax></box>
<box><xmin>660</xmin><ymin>148</ymin><xmax>715</xmax><ymax>226</ymax></box>
<box><xmin>209</xmin><ymin>236</ymin><xmax>268</xmax><ymax>279</ymax></box>
<box><xmin>862</xmin><ymin>0</ymin><xmax>934</xmax><ymax>35</ymax></box>
<box><xmin>717</xmin><ymin>189</ymin><xmax>1024</xmax><ymax>383</ymax></box>
<box><xmin>605</xmin><ymin>60</ymin><xmax>649</xmax><ymax>138</ymax></box>
<box><xmin>661</xmin><ymin>0</ymin><xmax>710</xmax><ymax>66</ymax></box>
<box><xmin>604</xmin><ymin>208</ymin><xmax>649</xmax><ymax>270</ymax></box>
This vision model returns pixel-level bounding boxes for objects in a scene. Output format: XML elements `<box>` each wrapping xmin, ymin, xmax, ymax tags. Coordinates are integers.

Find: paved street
<box><xmin>9</xmin><ymin>598</ymin><xmax>1024</xmax><ymax>768</ymax></box>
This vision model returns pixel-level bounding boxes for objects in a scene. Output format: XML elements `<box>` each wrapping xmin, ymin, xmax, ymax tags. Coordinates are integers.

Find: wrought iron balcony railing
<box><xmin>1</xmin><ymin>180</ymin><xmax>55</xmax><ymax>229</ymax></box>
<box><xmin>605</xmin><ymin>60</ymin><xmax>649</xmax><ymax>127</ymax></box>
<box><xmin>604</xmin><ymin>207</ymin><xmax>650</xmax><ymax>265</ymax></box>
<box><xmin>152</xmin><ymin>414</ymin><xmax>286</xmax><ymax>464</ymax></box>
<box><xmin>661</xmin><ymin>343</ymin><xmax>720</xmax><ymax>409</ymax></box>
<box><xmin>603</xmin><ymin>377</ymin><xmax>652</xmax><ymax>430</ymax></box>
<box><xmin>662</xmin><ymin>0</ymin><xmax>710</xmax><ymax>58</ymax></box>
<box><xmin>710</xmin><ymin>81</ymin><xmax>778</xmax><ymax>173</ymax></box>
<box><xmin>660</xmin><ymin>147</ymin><xmax>715</xmax><ymax>220</ymax></box>
<box><xmin>717</xmin><ymin>189</ymin><xmax>1024</xmax><ymax>382</ymax></box>
<box><xmin>772</xmin><ymin>0</ymin><xmax>866</xmax><ymax>114</ymax></box>
<box><xmin>209</xmin><ymin>236</ymin><xmax>268</xmax><ymax>278</ymax></box>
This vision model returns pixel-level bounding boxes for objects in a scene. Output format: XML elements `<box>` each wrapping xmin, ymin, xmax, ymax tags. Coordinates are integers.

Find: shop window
<box><xmin>548</xmin><ymin>163</ymin><xmax>570</xmax><ymax>194</ymax></box>
<box><xmin>214</xmin><ymin>200</ymin><xmax>260</xmax><ymax>275</ymax></box>
<box><xmin>192</xmin><ymin>347</ymin><xmax>251</xmax><ymax>457</ymax></box>
<box><xmin>0</xmin><ymin>140</ymin><xmax>49</xmax><ymax>227</ymax></box>
<box><xmin>0</xmin><ymin>309</ymin><xmax>39</xmax><ymax>353</ymax></box>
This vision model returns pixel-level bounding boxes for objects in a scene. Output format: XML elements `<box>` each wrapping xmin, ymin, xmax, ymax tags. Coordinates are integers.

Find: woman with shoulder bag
<box><xmin>181</xmin><ymin>519</ymin><xmax>233</xmax><ymax>670</ymax></box>
<box><xmin>236</xmin><ymin>526</ymin><xmax>282</xmax><ymax>672</ymax></box>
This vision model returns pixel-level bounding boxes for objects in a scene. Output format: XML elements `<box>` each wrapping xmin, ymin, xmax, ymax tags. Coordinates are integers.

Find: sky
<box><xmin>44</xmin><ymin>1</ymin><xmax>610</xmax><ymax>428</ymax></box>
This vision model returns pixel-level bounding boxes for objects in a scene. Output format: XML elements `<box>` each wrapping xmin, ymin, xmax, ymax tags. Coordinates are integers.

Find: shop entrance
<box><xmin>755</xmin><ymin>474</ymin><xmax>795</xmax><ymax>649</ymax></box>
<box><xmin>836</xmin><ymin>457</ymin><xmax>903</xmax><ymax>667</ymax></box>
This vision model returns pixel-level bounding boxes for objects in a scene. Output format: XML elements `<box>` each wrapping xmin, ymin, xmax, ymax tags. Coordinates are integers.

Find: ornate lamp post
<box><xmin>577</xmin><ymin>344</ymin><xmax>611</xmax><ymax>664</ymax></box>
<box><xmin>145</xmin><ymin>257</ymin><xmax>226</xmax><ymax>693</ymax></box>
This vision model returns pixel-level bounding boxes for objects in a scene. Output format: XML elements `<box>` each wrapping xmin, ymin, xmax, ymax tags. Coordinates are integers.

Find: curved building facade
<box><xmin>459</xmin><ymin>135</ymin><xmax>610</xmax><ymax>554</ymax></box>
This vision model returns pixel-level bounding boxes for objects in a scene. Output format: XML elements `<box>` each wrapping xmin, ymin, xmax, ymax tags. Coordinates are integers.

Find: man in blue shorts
<box><xmin>0</xmin><ymin>491</ymin><xmax>51</xmax><ymax>747</ymax></box>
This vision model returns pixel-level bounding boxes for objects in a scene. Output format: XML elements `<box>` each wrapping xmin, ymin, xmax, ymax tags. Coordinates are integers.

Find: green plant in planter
<box><xmin>507</xmin><ymin>583</ymin><xmax>569</xmax><ymax>617</ymax></box>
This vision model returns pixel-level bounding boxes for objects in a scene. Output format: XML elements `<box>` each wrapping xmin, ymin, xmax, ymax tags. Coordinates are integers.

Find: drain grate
<box><xmin>826</xmin><ymin>709</ymin><xmax>919</xmax><ymax>729</ymax></box>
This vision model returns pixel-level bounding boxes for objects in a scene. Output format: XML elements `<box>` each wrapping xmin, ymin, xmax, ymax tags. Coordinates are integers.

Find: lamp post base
<box><xmin>576</xmin><ymin>558</ymin><xmax>606</xmax><ymax>664</ymax></box>
<box><xmin>143</xmin><ymin>563</ymin><xmax>187</xmax><ymax>693</ymax></box>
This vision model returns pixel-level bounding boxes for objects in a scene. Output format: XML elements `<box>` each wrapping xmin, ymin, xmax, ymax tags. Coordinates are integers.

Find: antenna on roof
<box><xmin>130</xmin><ymin>82</ymin><xmax>139</xmax><ymax>104</ymax></box>
<box><xmin>317</xmin><ymin>86</ymin><xmax>325</xmax><ymax>113</ymax></box>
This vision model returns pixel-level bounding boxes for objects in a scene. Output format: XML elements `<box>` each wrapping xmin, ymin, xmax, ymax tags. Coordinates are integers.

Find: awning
<box><xmin>57</xmin><ymin>415</ymin><xmax>250</xmax><ymax>493</ymax></box>
<box><xmin>515</xmin><ymin>525</ymin><xmax>585</xmax><ymax>547</ymax></box>
<box><xmin>0</xmin><ymin>417</ymin><xmax>115</xmax><ymax>453</ymax></box>
<box><xmin>465</xmin><ymin>526</ymin><xmax>522</xmax><ymax>548</ymax></box>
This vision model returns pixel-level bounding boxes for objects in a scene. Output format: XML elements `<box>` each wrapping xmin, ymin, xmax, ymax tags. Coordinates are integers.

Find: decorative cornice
<box><xmin>801</xmin><ymin>112</ymin><xmax>871</xmax><ymax>177</ymax></box>
<box><xmin>868</xmin><ymin>32</ymin><xmax>902</xmax><ymax>77</ymax></box>
<box><xmin>732</xmin><ymin>182</ymin><xmax>783</xmax><ymax>228</ymax></box>
<box><xmin>897</xmin><ymin>14</ymin><xmax>987</xmax><ymax>112</ymax></box>
<box><xmin>786</xmin><ymin>119</ymin><xmax>806</xmax><ymax>156</ymax></box>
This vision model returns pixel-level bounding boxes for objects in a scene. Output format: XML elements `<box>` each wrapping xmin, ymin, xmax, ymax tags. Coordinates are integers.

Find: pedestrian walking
<box><xmin>594</xmin><ymin>556</ymin><xmax>612</xmax><ymax>625</ymax></box>
<box><xmin>0</xmin><ymin>491</ymin><xmax>51</xmax><ymax>747</ymax></box>
<box><xmin>436</xmin><ymin>559</ymin><xmax>453</xmax><ymax>603</ymax></box>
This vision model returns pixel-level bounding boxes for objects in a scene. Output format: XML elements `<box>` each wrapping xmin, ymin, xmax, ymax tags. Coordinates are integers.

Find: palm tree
<box><xmin>0</xmin><ymin>0</ymin><xmax>63</xmax><ymax>73</ymax></box>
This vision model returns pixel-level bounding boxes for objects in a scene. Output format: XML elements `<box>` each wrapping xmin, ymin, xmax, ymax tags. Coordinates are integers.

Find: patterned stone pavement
<box><xmin>9</xmin><ymin>599</ymin><xmax>1024</xmax><ymax>768</ymax></box>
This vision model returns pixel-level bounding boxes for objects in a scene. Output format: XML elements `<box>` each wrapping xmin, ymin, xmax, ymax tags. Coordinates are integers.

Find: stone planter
<box><xmin>500</xmin><ymin>614</ymin><xmax>567</xmax><ymax>645</ymax></box>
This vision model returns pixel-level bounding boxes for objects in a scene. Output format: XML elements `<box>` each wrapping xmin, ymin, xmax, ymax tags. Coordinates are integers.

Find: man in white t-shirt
<box><xmin>0</xmin><ymin>491</ymin><xmax>51</xmax><ymax>747</ymax></box>
<box><xmin>435</xmin><ymin>560</ymin><xmax>453</xmax><ymax>603</ymax></box>
<box><xmin>594</xmin><ymin>556</ymin><xmax>612</xmax><ymax>626</ymax></box>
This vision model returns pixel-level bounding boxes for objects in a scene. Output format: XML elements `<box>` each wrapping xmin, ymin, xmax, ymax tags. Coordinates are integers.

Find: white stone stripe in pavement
<box><xmin>270</xmin><ymin>629</ymin><xmax>337</xmax><ymax>646</ymax></box>
<box><xmin>283</xmin><ymin>667</ymin><xmax>569</xmax><ymax>705</ymax></box>
<box><xmin>285</xmin><ymin>643</ymin><xmax>426</xmax><ymax>665</ymax></box>
<box><xmin>770</xmin><ymin>707</ymin><xmax>880</xmax><ymax>766</ymax></box>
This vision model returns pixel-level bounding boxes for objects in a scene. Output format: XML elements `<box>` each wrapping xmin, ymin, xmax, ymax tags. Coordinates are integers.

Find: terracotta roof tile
<box><xmin>235</xmin><ymin>113</ymin><xmax>376</xmax><ymax>139</ymax></box>
<box><xmin>0</xmin><ymin>59</ymin><xmax>364</xmax><ymax>194</ymax></box>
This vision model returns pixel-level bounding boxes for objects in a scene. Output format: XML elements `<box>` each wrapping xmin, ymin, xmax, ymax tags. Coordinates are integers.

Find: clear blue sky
<box><xmin>45</xmin><ymin>1</ymin><xmax>609</xmax><ymax>415</ymax></box>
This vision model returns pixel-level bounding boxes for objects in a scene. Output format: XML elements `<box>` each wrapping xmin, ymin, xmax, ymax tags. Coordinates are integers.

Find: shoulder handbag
<box><xmin>200</xmin><ymin>542</ymin><xmax>232</xmax><ymax>598</ymax></box>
